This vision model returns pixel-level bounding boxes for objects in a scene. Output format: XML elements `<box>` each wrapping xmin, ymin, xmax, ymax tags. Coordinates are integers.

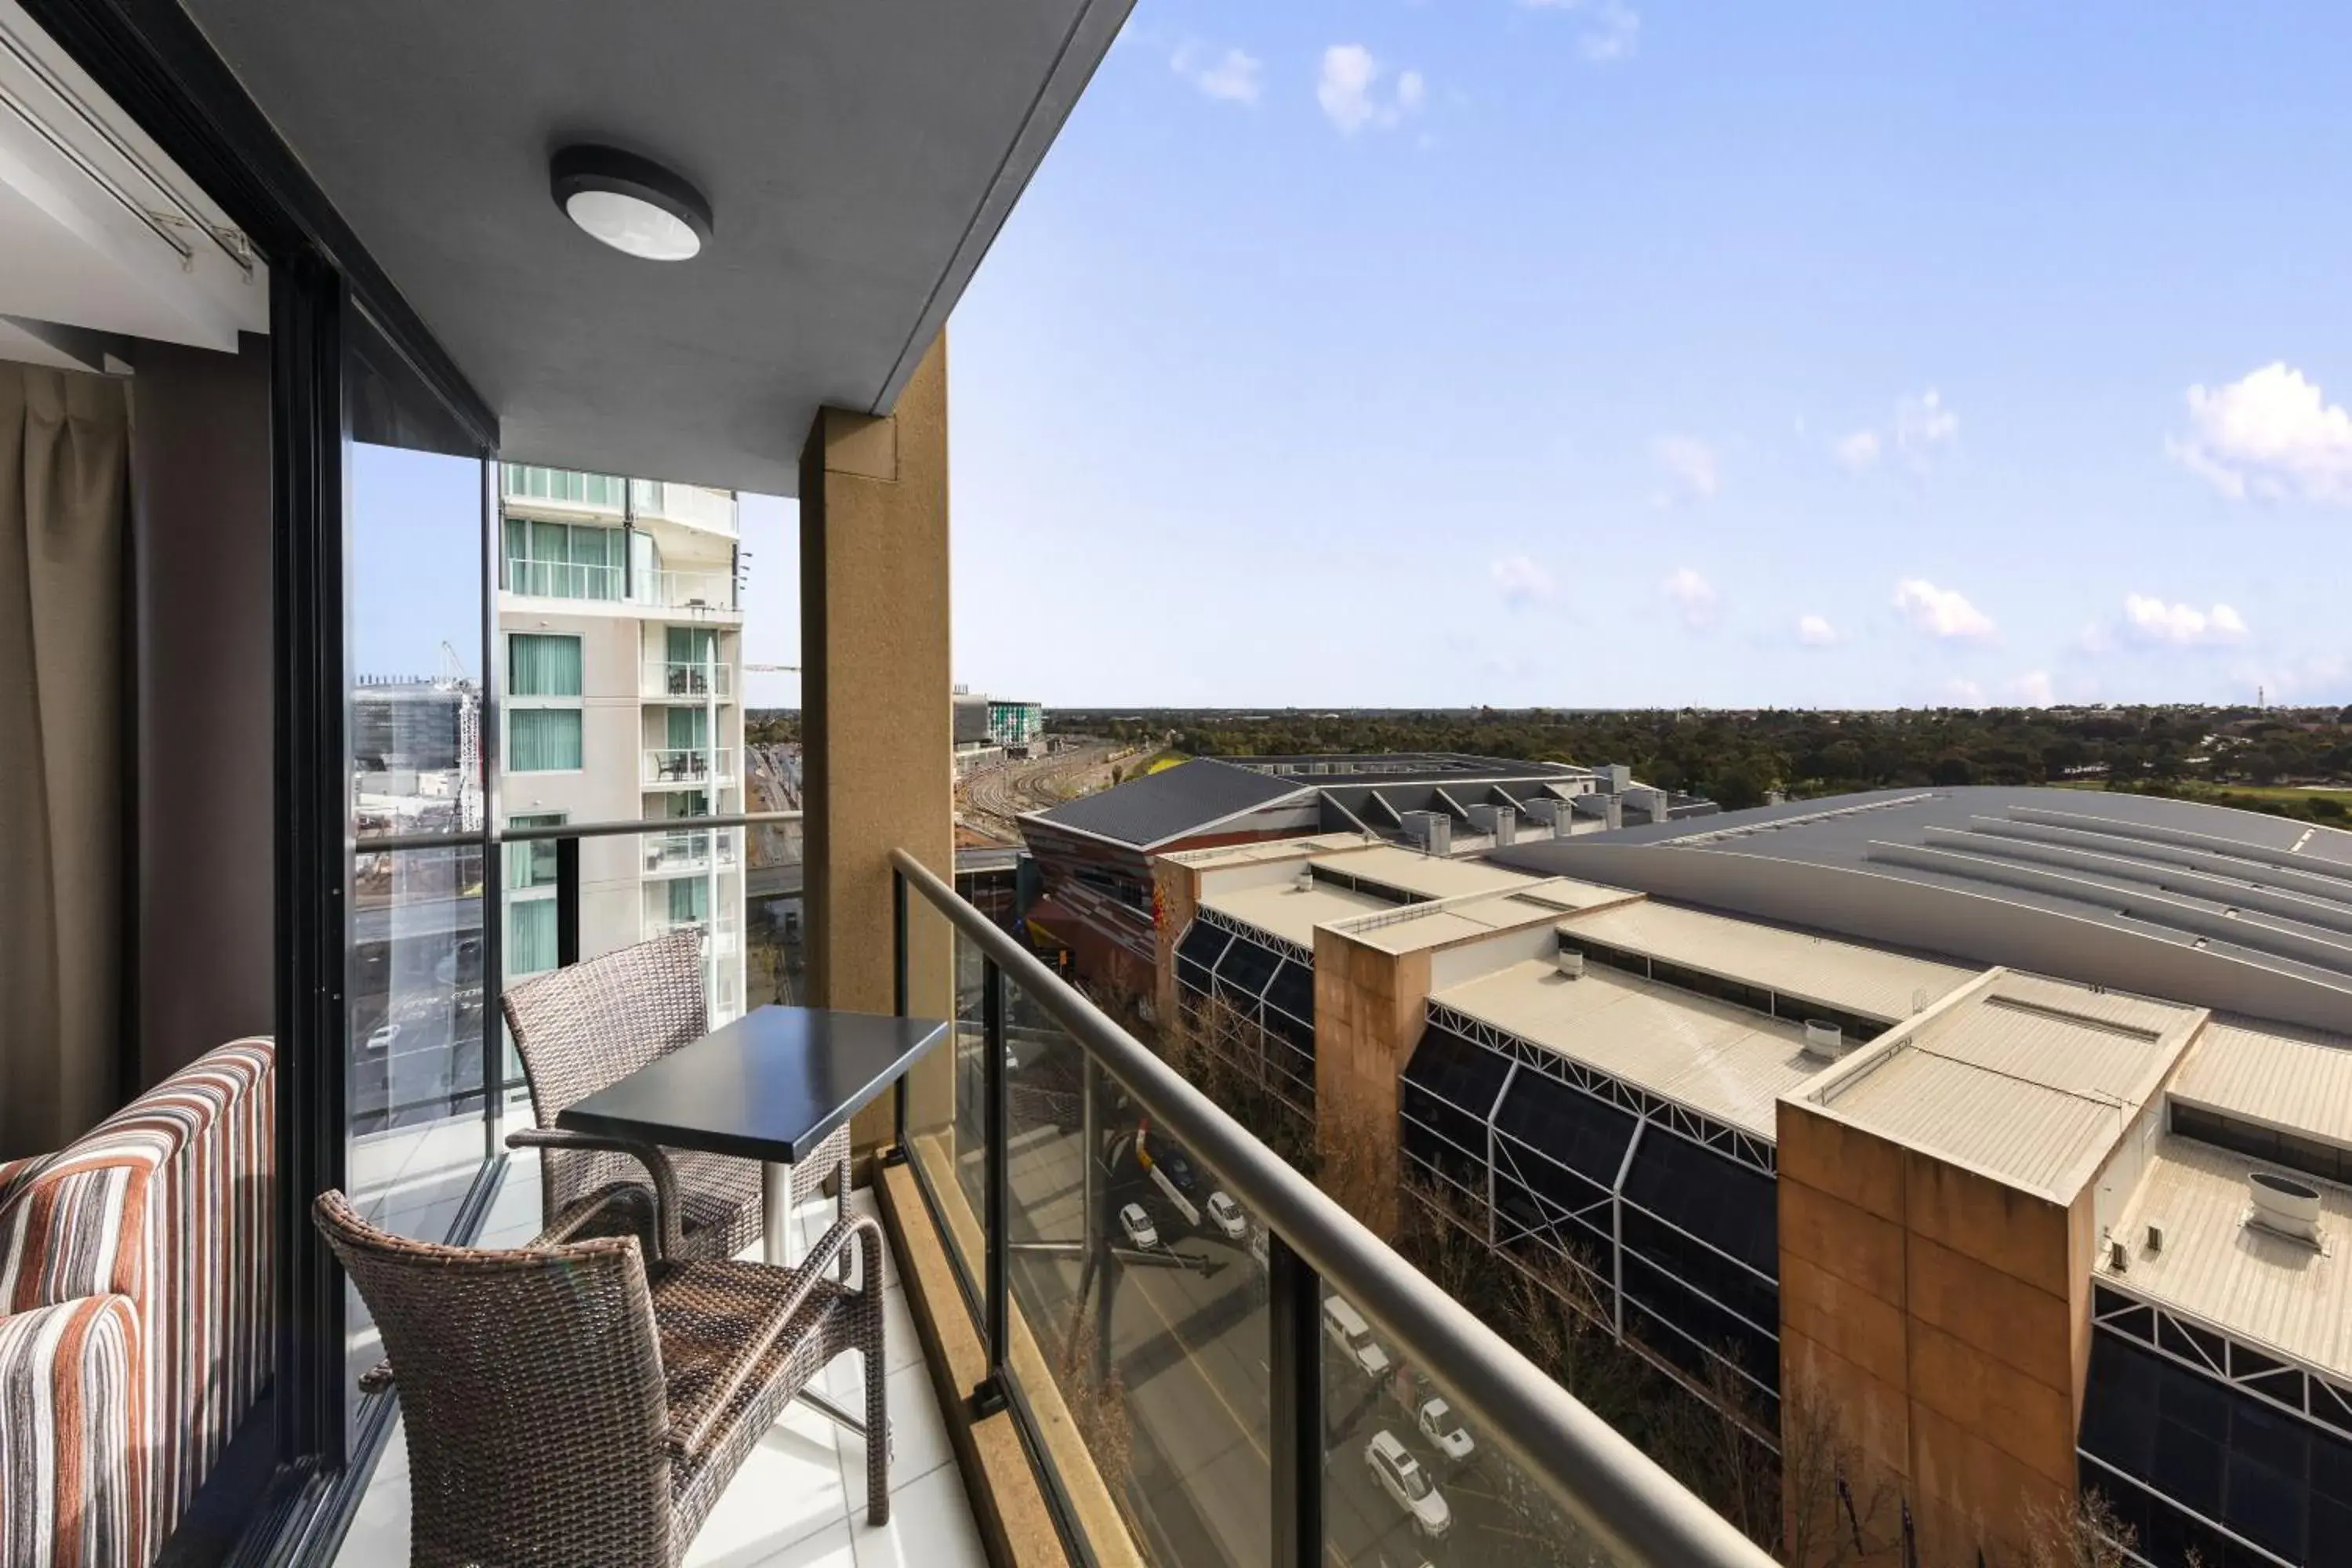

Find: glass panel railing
<box><xmin>889</xmin><ymin>849</ymin><xmax>1776</xmax><ymax>1568</ymax></box>
<box><xmin>642</xmin><ymin>659</ymin><xmax>734</xmax><ymax>699</ymax></box>
<box><xmin>902</xmin><ymin>888</ymin><xmax>990</xmax><ymax>1345</ymax></box>
<box><xmin>1001</xmin><ymin>967</ymin><xmax>1273</xmax><ymax>1566</ymax></box>
<box><xmin>643</xmin><ymin>746</ymin><xmax>737</xmax><ymax>786</ymax></box>
<box><xmin>504</xmin><ymin>558</ymin><xmax>622</xmax><ymax>601</ymax></box>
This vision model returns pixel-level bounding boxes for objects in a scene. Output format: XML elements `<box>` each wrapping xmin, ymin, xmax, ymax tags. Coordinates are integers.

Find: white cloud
<box><xmin>1892</xmin><ymin>578</ymin><xmax>1995</xmax><ymax>641</ymax></box>
<box><xmin>1894</xmin><ymin>388</ymin><xmax>1958</xmax><ymax>459</ymax></box>
<box><xmin>1171</xmin><ymin>42</ymin><xmax>1264</xmax><ymax>103</ymax></box>
<box><xmin>1662</xmin><ymin>567</ymin><xmax>1719</xmax><ymax>627</ymax></box>
<box><xmin>1318</xmin><ymin>45</ymin><xmax>1425</xmax><ymax>133</ymax></box>
<box><xmin>2013</xmin><ymin>670</ymin><xmax>2056</xmax><ymax>707</ymax></box>
<box><xmin>1519</xmin><ymin>0</ymin><xmax>1640</xmax><ymax>63</ymax></box>
<box><xmin>1490</xmin><ymin>554</ymin><xmax>1555</xmax><ymax>608</ymax></box>
<box><xmin>1795</xmin><ymin>613</ymin><xmax>1842</xmax><ymax>647</ymax></box>
<box><xmin>2120</xmin><ymin>593</ymin><xmax>2249</xmax><ymax>647</ymax></box>
<box><xmin>2171</xmin><ymin>363</ymin><xmax>2352</xmax><ymax>505</ymax></box>
<box><xmin>1650</xmin><ymin>434</ymin><xmax>1721</xmax><ymax>503</ymax></box>
<box><xmin>1940</xmin><ymin>677</ymin><xmax>1986</xmax><ymax>707</ymax></box>
<box><xmin>1833</xmin><ymin>430</ymin><xmax>1881</xmax><ymax>471</ymax></box>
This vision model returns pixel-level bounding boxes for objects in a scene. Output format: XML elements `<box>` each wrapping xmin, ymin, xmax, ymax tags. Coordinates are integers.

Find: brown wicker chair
<box><xmin>316</xmin><ymin>1188</ymin><xmax>890</xmax><ymax>1566</ymax></box>
<box><xmin>501</xmin><ymin>929</ymin><xmax>849</xmax><ymax>1261</ymax></box>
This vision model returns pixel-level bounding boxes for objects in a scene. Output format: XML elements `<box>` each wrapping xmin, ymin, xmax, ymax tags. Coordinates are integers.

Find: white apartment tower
<box><xmin>496</xmin><ymin>465</ymin><xmax>747</xmax><ymax>1021</ymax></box>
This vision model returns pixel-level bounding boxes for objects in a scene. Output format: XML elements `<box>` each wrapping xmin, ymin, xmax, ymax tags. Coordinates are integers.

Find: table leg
<box><xmin>764</xmin><ymin>1161</ymin><xmax>801</xmax><ymax>1266</ymax></box>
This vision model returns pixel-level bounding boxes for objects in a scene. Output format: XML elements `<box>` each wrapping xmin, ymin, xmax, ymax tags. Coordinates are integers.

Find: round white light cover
<box><xmin>564</xmin><ymin>187</ymin><xmax>702</xmax><ymax>261</ymax></box>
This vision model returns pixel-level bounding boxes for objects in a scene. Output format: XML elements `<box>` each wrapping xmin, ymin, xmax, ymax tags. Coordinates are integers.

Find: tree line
<box><xmin>1051</xmin><ymin>706</ymin><xmax>2352</xmax><ymax>823</ymax></box>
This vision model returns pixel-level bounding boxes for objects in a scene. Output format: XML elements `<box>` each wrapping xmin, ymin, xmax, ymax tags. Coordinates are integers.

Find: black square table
<box><xmin>557</xmin><ymin>1004</ymin><xmax>948</xmax><ymax>1266</ymax></box>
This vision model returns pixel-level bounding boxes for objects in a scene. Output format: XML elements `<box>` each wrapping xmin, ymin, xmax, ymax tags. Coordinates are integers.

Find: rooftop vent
<box><xmin>2146</xmin><ymin>1221</ymin><xmax>2165</xmax><ymax>1254</ymax></box>
<box><xmin>1801</xmin><ymin>1020</ymin><xmax>1846</xmax><ymax>1062</ymax></box>
<box><xmin>2107</xmin><ymin>1236</ymin><xmax>2129</xmax><ymax>1273</ymax></box>
<box><xmin>2249</xmin><ymin>1171</ymin><xmax>2322</xmax><ymax>1244</ymax></box>
<box><xmin>1556</xmin><ymin>948</ymin><xmax>1586</xmax><ymax>980</ymax></box>
<box><xmin>1293</xmin><ymin>866</ymin><xmax>1316</xmax><ymax>893</ymax></box>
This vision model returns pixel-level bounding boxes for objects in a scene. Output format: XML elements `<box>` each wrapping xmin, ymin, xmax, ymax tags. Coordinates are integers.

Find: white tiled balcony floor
<box><xmin>335</xmin><ymin>1145</ymin><xmax>985</xmax><ymax>1568</ymax></box>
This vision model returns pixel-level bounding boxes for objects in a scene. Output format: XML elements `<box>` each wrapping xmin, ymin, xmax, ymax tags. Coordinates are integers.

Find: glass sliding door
<box><xmin>343</xmin><ymin>304</ymin><xmax>499</xmax><ymax>1446</ymax></box>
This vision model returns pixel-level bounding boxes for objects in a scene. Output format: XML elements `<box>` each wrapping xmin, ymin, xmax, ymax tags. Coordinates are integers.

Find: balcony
<box><xmin>630</xmin><ymin>478</ymin><xmax>739</xmax><ymax>538</ymax></box>
<box><xmin>642</xmin><ymin>658</ymin><xmax>734</xmax><ymax>701</ymax></box>
<box><xmin>333</xmin><ymin>1143</ymin><xmax>985</xmax><ymax>1567</ymax></box>
<box><xmin>634</xmin><ymin>568</ymin><xmax>739</xmax><ymax>618</ymax></box>
<box><xmin>503</xmin><ymin>557</ymin><xmax>623</xmax><ymax>602</ymax></box>
<box><xmin>644</xmin><ymin>746</ymin><xmax>737</xmax><ymax>788</ymax></box>
<box><xmin>501</xmin><ymin>463</ymin><xmax>627</xmax><ymax>514</ymax></box>
<box><xmin>641</xmin><ymin>825</ymin><xmax>741</xmax><ymax>876</ymax></box>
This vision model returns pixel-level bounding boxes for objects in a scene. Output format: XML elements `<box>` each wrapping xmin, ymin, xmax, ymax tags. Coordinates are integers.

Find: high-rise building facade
<box><xmin>495</xmin><ymin>464</ymin><xmax>747</xmax><ymax>1020</ymax></box>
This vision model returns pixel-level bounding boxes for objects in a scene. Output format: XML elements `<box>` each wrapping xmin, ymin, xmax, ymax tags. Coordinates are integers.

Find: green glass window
<box><xmin>509</xmin><ymin>633</ymin><xmax>582</xmax><ymax>697</ymax></box>
<box><xmin>509</xmin><ymin>899</ymin><xmax>558</xmax><ymax>978</ymax></box>
<box><xmin>507</xmin><ymin>812</ymin><xmax>564</xmax><ymax>890</ymax></box>
<box><xmin>510</xmin><ymin>709</ymin><xmax>583</xmax><ymax>771</ymax></box>
<box><xmin>666</xmin><ymin>706</ymin><xmax>709</xmax><ymax>750</ymax></box>
<box><xmin>666</xmin><ymin>626</ymin><xmax>717</xmax><ymax>665</ymax></box>
<box><xmin>668</xmin><ymin>877</ymin><xmax>709</xmax><ymax>923</ymax></box>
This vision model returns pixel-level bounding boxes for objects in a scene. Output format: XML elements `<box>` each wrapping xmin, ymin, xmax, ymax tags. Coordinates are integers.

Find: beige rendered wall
<box><xmin>1777</xmin><ymin>1101</ymin><xmax>2082</xmax><ymax>1566</ymax></box>
<box><xmin>1312</xmin><ymin>929</ymin><xmax>1429</xmax><ymax>1232</ymax></box>
<box><xmin>799</xmin><ymin>336</ymin><xmax>956</xmax><ymax>1149</ymax></box>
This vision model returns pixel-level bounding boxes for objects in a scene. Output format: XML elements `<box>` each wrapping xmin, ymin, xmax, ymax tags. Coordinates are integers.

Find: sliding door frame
<box><xmin>20</xmin><ymin>2</ymin><xmax>499</xmax><ymax>1559</ymax></box>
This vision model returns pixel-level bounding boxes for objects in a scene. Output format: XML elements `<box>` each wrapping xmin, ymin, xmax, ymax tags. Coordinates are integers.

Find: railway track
<box><xmin>959</xmin><ymin>740</ymin><xmax>1133</xmax><ymax>842</ymax></box>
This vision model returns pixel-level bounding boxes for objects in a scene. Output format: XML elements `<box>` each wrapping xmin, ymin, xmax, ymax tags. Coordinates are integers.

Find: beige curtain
<box><xmin>0</xmin><ymin>365</ymin><xmax>129</xmax><ymax>1160</ymax></box>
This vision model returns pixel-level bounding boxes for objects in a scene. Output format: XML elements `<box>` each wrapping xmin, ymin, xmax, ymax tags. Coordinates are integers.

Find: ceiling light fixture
<box><xmin>550</xmin><ymin>145</ymin><xmax>711</xmax><ymax>262</ymax></box>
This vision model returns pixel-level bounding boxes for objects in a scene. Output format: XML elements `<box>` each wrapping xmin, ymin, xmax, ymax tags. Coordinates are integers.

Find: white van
<box><xmin>1322</xmin><ymin>1295</ymin><xmax>1392</xmax><ymax>1379</ymax></box>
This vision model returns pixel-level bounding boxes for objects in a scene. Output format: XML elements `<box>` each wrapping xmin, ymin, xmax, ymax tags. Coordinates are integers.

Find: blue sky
<box><xmin>362</xmin><ymin>2</ymin><xmax>2352</xmax><ymax>712</ymax></box>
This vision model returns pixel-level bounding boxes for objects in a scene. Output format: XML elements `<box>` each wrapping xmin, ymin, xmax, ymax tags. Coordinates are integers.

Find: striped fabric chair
<box><xmin>0</xmin><ymin>1038</ymin><xmax>275</xmax><ymax>1568</ymax></box>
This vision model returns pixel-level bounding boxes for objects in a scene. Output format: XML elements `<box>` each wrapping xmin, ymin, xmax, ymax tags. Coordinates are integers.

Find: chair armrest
<box><xmin>666</xmin><ymin>1214</ymin><xmax>884</xmax><ymax>1460</ymax></box>
<box><xmin>506</xmin><ymin>1127</ymin><xmax>684</xmax><ymax>1259</ymax></box>
<box><xmin>0</xmin><ymin>1297</ymin><xmax>142</xmax><ymax>1559</ymax></box>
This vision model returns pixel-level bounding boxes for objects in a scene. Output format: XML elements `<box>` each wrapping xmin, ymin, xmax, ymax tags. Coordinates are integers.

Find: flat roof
<box><xmin>1803</xmin><ymin>972</ymin><xmax>2205</xmax><ymax>1198</ymax></box>
<box><xmin>1434</xmin><ymin>958</ymin><xmax>1827</xmax><ymax>1138</ymax></box>
<box><xmin>1163</xmin><ymin>833</ymin><xmax>1374</xmax><ymax>871</ymax></box>
<box><xmin>2103</xmin><ymin>1134</ymin><xmax>2352</xmax><ymax>1382</ymax></box>
<box><xmin>1200</xmin><ymin>880</ymin><xmax>1390</xmax><ymax>950</ymax></box>
<box><xmin>1556</xmin><ymin>898</ymin><xmax>1978</xmax><ymax>1025</ymax></box>
<box><xmin>1334</xmin><ymin>880</ymin><xmax>1636</xmax><ymax>956</ymax></box>
<box><xmin>1313</xmin><ymin>843</ymin><xmax>1546</xmax><ymax>902</ymax></box>
<box><xmin>2169</xmin><ymin>1018</ymin><xmax>2352</xmax><ymax>1148</ymax></box>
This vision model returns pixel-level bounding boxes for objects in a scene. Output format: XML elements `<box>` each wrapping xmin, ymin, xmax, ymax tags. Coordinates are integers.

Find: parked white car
<box><xmin>1117</xmin><ymin>1203</ymin><xmax>1159</xmax><ymax>1250</ymax></box>
<box><xmin>1323</xmin><ymin>1296</ymin><xmax>1392</xmax><ymax>1379</ymax></box>
<box><xmin>365</xmin><ymin>1023</ymin><xmax>399</xmax><ymax>1053</ymax></box>
<box><xmin>1416</xmin><ymin>1397</ymin><xmax>1475</xmax><ymax>1462</ymax></box>
<box><xmin>1206</xmin><ymin>1191</ymin><xmax>1248</xmax><ymax>1241</ymax></box>
<box><xmin>1365</xmin><ymin>1430</ymin><xmax>1452</xmax><ymax>1539</ymax></box>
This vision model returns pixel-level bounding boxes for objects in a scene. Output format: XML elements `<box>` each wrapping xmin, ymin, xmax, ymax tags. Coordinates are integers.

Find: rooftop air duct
<box><xmin>1556</xmin><ymin>948</ymin><xmax>1586</xmax><ymax>979</ymax></box>
<box><xmin>2249</xmin><ymin>1171</ymin><xmax>2322</xmax><ymax>1243</ymax></box>
<box><xmin>1801</xmin><ymin>1021</ymin><xmax>1846</xmax><ymax>1062</ymax></box>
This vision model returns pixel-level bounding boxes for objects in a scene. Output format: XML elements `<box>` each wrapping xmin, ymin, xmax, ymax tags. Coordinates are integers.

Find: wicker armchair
<box><xmin>316</xmin><ymin>1189</ymin><xmax>890</xmax><ymax>1566</ymax></box>
<box><xmin>502</xmin><ymin>929</ymin><xmax>848</xmax><ymax>1261</ymax></box>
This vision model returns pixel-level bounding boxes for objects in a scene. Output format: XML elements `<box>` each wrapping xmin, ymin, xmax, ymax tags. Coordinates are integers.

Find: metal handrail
<box><xmin>889</xmin><ymin>848</ymin><xmax>1774</xmax><ymax>1568</ymax></box>
<box><xmin>356</xmin><ymin>810</ymin><xmax>800</xmax><ymax>854</ymax></box>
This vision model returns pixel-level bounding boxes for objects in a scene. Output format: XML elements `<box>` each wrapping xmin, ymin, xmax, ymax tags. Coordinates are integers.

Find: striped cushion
<box><xmin>0</xmin><ymin>1038</ymin><xmax>274</xmax><ymax>1566</ymax></box>
<box><xmin>0</xmin><ymin>1296</ymin><xmax>142</xmax><ymax>1568</ymax></box>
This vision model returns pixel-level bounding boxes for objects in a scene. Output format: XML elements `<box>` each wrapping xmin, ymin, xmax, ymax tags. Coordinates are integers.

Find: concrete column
<box><xmin>799</xmin><ymin>336</ymin><xmax>954</xmax><ymax>1148</ymax></box>
<box><xmin>1312</xmin><ymin>927</ymin><xmax>1426</xmax><ymax>1234</ymax></box>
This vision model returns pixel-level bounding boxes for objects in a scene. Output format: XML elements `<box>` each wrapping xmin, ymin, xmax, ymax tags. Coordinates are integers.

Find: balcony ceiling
<box><xmin>180</xmin><ymin>0</ymin><xmax>1129</xmax><ymax>494</ymax></box>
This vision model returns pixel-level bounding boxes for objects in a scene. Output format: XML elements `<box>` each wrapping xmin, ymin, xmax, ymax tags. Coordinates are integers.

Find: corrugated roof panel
<box><xmin>1557</xmin><ymin>898</ymin><xmax>1978</xmax><ymax>1023</ymax></box>
<box><xmin>1316</xmin><ymin>844</ymin><xmax>1545</xmax><ymax>901</ymax></box>
<box><xmin>2172</xmin><ymin>1020</ymin><xmax>2352</xmax><ymax>1145</ymax></box>
<box><xmin>1825</xmin><ymin>1048</ymin><xmax>2125</xmax><ymax>1192</ymax></box>
<box><xmin>1435</xmin><ymin>958</ymin><xmax>1820</xmax><ymax>1137</ymax></box>
<box><xmin>1200</xmin><ymin>880</ymin><xmax>1389</xmax><ymax>949</ymax></box>
<box><xmin>2107</xmin><ymin>1136</ymin><xmax>2352</xmax><ymax>1381</ymax></box>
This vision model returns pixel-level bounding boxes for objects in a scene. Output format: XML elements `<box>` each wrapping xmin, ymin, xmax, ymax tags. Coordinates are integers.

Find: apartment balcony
<box><xmin>641</xmin><ymin>825</ymin><xmax>741</xmax><ymax>876</ymax></box>
<box><xmin>500</xmin><ymin>463</ymin><xmax>628</xmax><ymax>516</ymax></box>
<box><xmin>637</xmin><ymin>568</ymin><xmax>740</xmax><ymax>619</ymax></box>
<box><xmin>629</xmin><ymin>478</ymin><xmax>738</xmax><ymax>538</ymax></box>
<box><xmin>645</xmin><ymin>906</ymin><xmax>741</xmax><ymax>960</ymax></box>
<box><xmin>644</xmin><ymin>746</ymin><xmax>738</xmax><ymax>788</ymax></box>
<box><xmin>643</xmin><ymin>658</ymin><xmax>735</xmax><ymax>701</ymax></box>
<box><xmin>504</xmin><ymin>558</ymin><xmax>624</xmax><ymax>602</ymax></box>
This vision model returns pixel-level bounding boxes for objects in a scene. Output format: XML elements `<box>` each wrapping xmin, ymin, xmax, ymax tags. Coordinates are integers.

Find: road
<box><xmin>959</xmin><ymin>741</ymin><xmax>1133</xmax><ymax>844</ymax></box>
<box><xmin>955</xmin><ymin>1029</ymin><xmax>1602</xmax><ymax>1568</ymax></box>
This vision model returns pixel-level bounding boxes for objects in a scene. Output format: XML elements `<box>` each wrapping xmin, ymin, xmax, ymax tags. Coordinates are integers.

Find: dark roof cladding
<box><xmin>1027</xmin><ymin>759</ymin><xmax>1301</xmax><ymax>849</ymax></box>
